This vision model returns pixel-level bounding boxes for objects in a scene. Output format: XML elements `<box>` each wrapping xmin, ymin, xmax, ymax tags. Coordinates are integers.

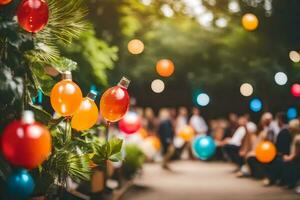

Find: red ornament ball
<box><xmin>291</xmin><ymin>83</ymin><xmax>300</xmax><ymax>97</ymax></box>
<box><xmin>0</xmin><ymin>0</ymin><xmax>12</xmax><ymax>5</ymax></box>
<box><xmin>119</xmin><ymin>112</ymin><xmax>142</xmax><ymax>134</ymax></box>
<box><xmin>1</xmin><ymin>112</ymin><xmax>52</xmax><ymax>169</ymax></box>
<box><xmin>100</xmin><ymin>77</ymin><xmax>130</xmax><ymax>122</ymax></box>
<box><xmin>17</xmin><ymin>0</ymin><xmax>49</xmax><ymax>33</ymax></box>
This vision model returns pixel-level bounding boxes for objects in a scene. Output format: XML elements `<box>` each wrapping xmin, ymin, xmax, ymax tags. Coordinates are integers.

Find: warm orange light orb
<box><xmin>242</xmin><ymin>13</ymin><xmax>259</xmax><ymax>31</ymax></box>
<box><xmin>255</xmin><ymin>141</ymin><xmax>276</xmax><ymax>163</ymax></box>
<box><xmin>128</xmin><ymin>39</ymin><xmax>144</xmax><ymax>55</ymax></box>
<box><xmin>156</xmin><ymin>59</ymin><xmax>175</xmax><ymax>77</ymax></box>
<box><xmin>178</xmin><ymin>125</ymin><xmax>195</xmax><ymax>142</ymax></box>
<box><xmin>0</xmin><ymin>0</ymin><xmax>12</xmax><ymax>5</ymax></box>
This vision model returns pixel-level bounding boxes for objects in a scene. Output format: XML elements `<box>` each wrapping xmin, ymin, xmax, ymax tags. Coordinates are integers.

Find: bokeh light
<box><xmin>161</xmin><ymin>4</ymin><xmax>174</xmax><ymax>17</ymax></box>
<box><xmin>249</xmin><ymin>98</ymin><xmax>262</xmax><ymax>112</ymax></box>
<box><xmin>228</xmin><ymin>1</ymin><xmax>240</xmax><ymax>13</ymax></box>
<box><xmin>242</xmin><ymin>13</ymin><xmax>259</xmax><ymax>31</ymax></box>
<box><xmin>240</xmin><ymin>83</ymin><xmax>253</xmax><ymax>97</ymax></box>
<box><xmin>289</xmin><ymin>51</ymin><xmax>300</xmax><ymax>63</ymax></box>
<box><xmin>274</xmin><ymin>72</ymin><xmax>288</xmax><ymax>85</ymax></box>
<box><xmin>127</xmin><ymin>39</ymin><xmax>144</xmax><ymax>55</ymax></box>
<box><xmin>287</xmin><ymin>107</ymin><xmax>298</xmax><ymax>120</ymax></box>
<box><xmin>156</xmin><ymin>59</ymin><xmax>175</xmax><ymax>77</ymax></box>
<box><xmin>215</xmin><ymin>18</ymin><xmax>228</xmax><ymax>28</ymax></box>
<box><xmin>197</xmin><ymin>93</ymin><xmax>210</xmax><ymax>107</ymax></box>
<box><xmin>291</xmin><ymin>83</ymin><xmax>300</xmax><ymax>97</ymax></box>
<box><xmin>151</xmin><ymin>79</ymin><xmax>165</xmax><ymax>93</ymax></box>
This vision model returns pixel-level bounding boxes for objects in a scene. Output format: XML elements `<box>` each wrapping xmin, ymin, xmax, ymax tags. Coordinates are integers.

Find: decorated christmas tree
<box><xmin>0</xmin><ymin>0</ymin><xmax>127</xmax><ymax>199</ymax></box>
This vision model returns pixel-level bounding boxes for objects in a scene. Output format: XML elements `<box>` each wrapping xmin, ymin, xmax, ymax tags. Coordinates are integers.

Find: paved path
<box><xmin>121</xmin><ymin>161</ymin><xmax>299</xmax><ymax>200</ymax></box>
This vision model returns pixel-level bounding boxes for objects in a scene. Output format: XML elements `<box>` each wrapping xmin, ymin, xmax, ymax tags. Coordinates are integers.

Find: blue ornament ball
<box><xmin>8</xmin><ymin>169</ymin><xmax>35</xmax><ymax>199</ymax></box>
<box><xmin>192</xmin><ymin>136</ymin><xmax>216</xmax><ymax>160</ymax></box>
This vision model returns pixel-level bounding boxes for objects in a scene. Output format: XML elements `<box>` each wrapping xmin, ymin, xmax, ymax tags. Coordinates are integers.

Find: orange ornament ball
<box><xmin>71</xmin><ymin>92</ymin><xmax>99</xmax><ymax>131</ymax></box>
<box><xmin>156</xmin><ymin>59</ymin><xmax>175</xmax><ymax>77</ymax></box>
<box><xmin>178</xmin><ymin>125</ymin><xmax>195</xmax><ymax>142</ymax></box>
<box><xmin>50</xmin><ymin>72</ymin><xmax>82</xmax><ymax>117</ymax></box>
<box><xmin>0</xmin><ymin>0</ymin><xmax>12</xmax><ymax>5</ymax></box>
<box><xmin>128</xmin><ymin>39</ymin><xmax>144</xmax><ymax>55</ymax></box>
<box><xmin>242</xmin><ymin>13</ymin><xmax>259</xmax><ymax>31</ymax></box>
<box><xmin>255</xmin><ymin>141</ymin><xmax>276</xmax><ymax>163</ymax></box>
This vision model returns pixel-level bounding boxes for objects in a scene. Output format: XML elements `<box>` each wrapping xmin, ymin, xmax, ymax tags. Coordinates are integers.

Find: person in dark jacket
<box><xmin>158</xmin><ymin>108</ymin><xmax>175</xmax><ymax>170</ymax></box>
<box><xmin>264</xmin><ymin>112</ymin><xmax>292</xmax><ymax>186</ymax></box>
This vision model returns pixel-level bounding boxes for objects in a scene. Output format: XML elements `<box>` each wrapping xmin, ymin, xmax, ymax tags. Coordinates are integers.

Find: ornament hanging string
<box><xmin>105</xmin><ymin>121</ymin><xmax>111</xmax><ymax>141</ymax></box>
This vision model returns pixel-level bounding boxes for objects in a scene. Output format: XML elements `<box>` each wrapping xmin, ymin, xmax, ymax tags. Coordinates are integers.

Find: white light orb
<box><xmin>228</xmin><ymin>1</ymin><xmax>240</xmax><ymax>13</ymax></box>
<box><xmin>215</xmin><ymin>18</ymin><xmax>228</xmax><ymax>28</ymax></box>
<box><xmin>240</xmin><ymin>83</ymin><xmax>253</xmax><ymax>97</ymax></box>
<box><xmin>274</xmin><ymin>72</ymin><xmax>288</xmax><ymax>85</ymax></box>
<box><xmin>151</xmin><ymin>79</ymin><xmax>165</xmax><ymax>93</ymax></box>
<box><xmin>197</xmin><ymin>93</ymin><xmax>210</xmax><ymax>106</ymax></box>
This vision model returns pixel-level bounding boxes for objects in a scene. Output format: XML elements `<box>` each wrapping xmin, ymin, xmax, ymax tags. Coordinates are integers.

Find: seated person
<box><xmin>263</xmin><ymin>112</ymin><xmax>292</xmax><ymax>186</ymax></box>
<box><xmin>220</xmin><ymin>116</ymin><xmax>248</xmax><ymax>170</ymax></box>
<box><xmin>281</xmin><ymin>119</ymin><xmax>300</xmax><ymax>188</ymax></box>
<box><xmin>246</xmin><ymin>113</ymin><xmax>273</xmax><ymax>179</ymax></box>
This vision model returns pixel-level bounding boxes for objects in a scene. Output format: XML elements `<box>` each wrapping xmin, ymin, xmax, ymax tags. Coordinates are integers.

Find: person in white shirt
<box><xmin>189</xmin><ymin>107</ymin><xmax>208</xmax><ymax>135</ymax></box>
<box><xmin>221</xmin><ymin>116</ymin><xmax>248</xmax><ymax>170</ymax></box>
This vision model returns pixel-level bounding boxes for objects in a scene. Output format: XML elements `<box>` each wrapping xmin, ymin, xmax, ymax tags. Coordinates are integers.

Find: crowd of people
<box><xmin>136</xmin><ymin>106</ymin><xmax>300</xmax><ymax>192</ymax></box>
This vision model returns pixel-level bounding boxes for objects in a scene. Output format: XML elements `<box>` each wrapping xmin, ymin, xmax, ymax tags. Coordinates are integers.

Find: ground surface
<box><xmin>121</xmin><ymin>161</ymin><xmax>300</xmax><ymax>200</ymax></box>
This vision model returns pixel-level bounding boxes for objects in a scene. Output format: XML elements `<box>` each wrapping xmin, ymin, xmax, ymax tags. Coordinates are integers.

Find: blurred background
<box><xmin>56</xmin><ymin>0</ymin><xmax>300</xmax><ymax>120</ymax></box>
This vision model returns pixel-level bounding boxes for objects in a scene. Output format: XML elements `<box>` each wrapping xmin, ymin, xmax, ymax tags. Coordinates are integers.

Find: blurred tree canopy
<box><xmin>84</xmin><ymin>0</ymin><xmax>300</xmax><ymax>117</ymax></box>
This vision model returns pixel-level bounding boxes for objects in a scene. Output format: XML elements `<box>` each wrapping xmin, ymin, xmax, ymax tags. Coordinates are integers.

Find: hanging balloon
<box><xmin>50</xmin><ymin>71</ymin><xmax>82</xmax><ymax>117</ymax></box>
<box><xmin>1</xmin><ymin>111</ymin><xmax>51</xmax><ymax>169</ymax></box>
<box><xmin>100</xmin><ymin>77</ymin><xmax>130</xmax><ymax>122</ymax></box>
<box><xmin>17</xmin><ymin>0</ymin><xmax>49</xmax><ymax>33</ymax></box>
<box><xmin>156</xmin><ymin>59</ymin><xmax>175</xmax><ymax>77</ymax></box>
<box><xmin>0</xmin><ymin>0</ymin><xmax>12</xmax><ymax>5</ymax></box>
<box><xmin>119</xmin><ymin>111</ymin><xmax>142</xmax><ymax>134</ymax></box>
<box><xmin>178</xmin><ymin>125</ymin><xmax>195</xmax><ymax>142</ymax></box>
<box><xmin>255</xmin><ymin>141</ymin><xmax>276</xmax><ymax>163</ymax></box>
<box><xmin>242</xmin><ymin>13</ymin><xmax>259</xmax><ymax>31</ymax></box>
<box><xmin>192</xmin><ymin>136</ymin><xmax>216</xmax><ymax>160</ymax></box>
<box><xmin>8</xmin><ymin>169</ymin><xmax>35</xmax><ymax>199</ymax></box>
<box><xmin>291</xmin><ymin>83</ymin><xmax>300</xmax><ymax>97</ymax></box>
<box><xmin>71</xmin><ymin>91</ymin><xmax>99</xmax><ymax>131</ymax></box>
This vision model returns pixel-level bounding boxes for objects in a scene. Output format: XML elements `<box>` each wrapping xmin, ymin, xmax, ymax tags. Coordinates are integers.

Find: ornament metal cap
<box><xmin>118</xmin><ymin>77</ymin><xmax>130</xmax><ymax>89</ymax></box>
<box><xmin>61</xmin><ymin>71</ymin><xmax>72</xmax><ymax>80</ymax></box>
<box><xmin>22</xmin><ymin>110</ymin><xmax>35</xmax><ymax>124</ymax></box>
<box><xmin>87</xmin><ymin>90</ymin><xmax>98</xmax><ymax>101</ymax></box>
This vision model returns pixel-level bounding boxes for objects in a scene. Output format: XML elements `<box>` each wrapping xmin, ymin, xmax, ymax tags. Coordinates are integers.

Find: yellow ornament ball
<box><xmin>242</xmin><ymin>13</ymin><xmax>259</xmax><ymax>31</ymax></box>
<box><xmin>128</xmin><ymin>39</ymin><xmax>144</xmax><ymax>55</ymax></box>
<box><xmin>71</xmin><ymin>92</ymin><xmax>99</xmax><ymax>131</ymax></box>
